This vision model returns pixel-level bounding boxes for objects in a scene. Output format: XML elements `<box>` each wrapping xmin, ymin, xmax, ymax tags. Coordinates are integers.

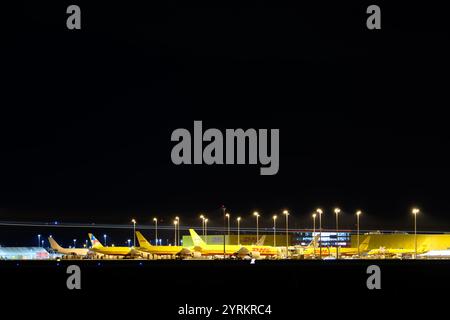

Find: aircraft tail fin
<box><xmin>419</xmin><ymin>242</ymin><xmax>430</xmax><ymax>253</ymax></box>
<box><xmin>136</xmin><ymin>231</ymin><xmax>152</xmax><ymax>248</ymax></box>
<box><xmin>189</xmin><ymin>229</ymin><xmax>207</xmax><ymax>248</ymax></box>
<box><xmin>256</xmin><ymin>235</ymin><xmax>266</xmax><ymax>246</ymax></box>
<box><xmin>88</xmin><ymin>233</ymin><xmax>104</xmax><ymax>248</ymax></box>
<box><xmin>307</xmin><ymin>234</ymin><xmax>320</xmax><ymax>248</ymax></box>
<box><xmin>48</xmin><ymin>236</ymin><xmax>63</xmax><ymax>251</ymax></box>
<box><xmin>359</xmin><ymin>236</ymin><xmax>371</xmax><ymax>251</ymax></box>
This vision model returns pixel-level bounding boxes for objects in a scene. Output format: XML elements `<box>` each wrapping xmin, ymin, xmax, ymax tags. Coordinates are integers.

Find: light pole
<box><xmin>253</xmin><ymin>211</ymin><xmax>260</xmax><ymax>243</ymax></box>
<box><xmin>412</xmin><ymin>208</ymin><xmax>420</xmax><ymax>259</ymax></box>
<box><xmin>200</xmin><ymin>214</ymin><xmax>205</xmax><ymax>239</ymax></box>
<box><xmin>173</xmin><ymin>219</ymin><xmax>178</xmax><ymax>246</ymax></box>
<box><xmin>334</xmin><ymin>208</ymin><xmax>341</xmax><ymax>259</ymax></box>
<box><xmin>204</xmin><ymin>218</ymin><xmax>208</xmax><ymax>244</ymax></box>
<box><xmin>37</xmin><ymin>234</ymin><xmax>41</xmax><ymax>248</ymax></box>
<box><xmin>273</xmin><ymin>215</ymin><xmax>277</xmax><ymax>247</ymax></box>
<box><xmin>127</xmin><ymin>239</ymin><xmax>131</xmax><ymax>247</ymax></box>
<box><xmin>131</xmin><ymin>219</ymin><xmax>137</xmax><ymax>247</ymax></box>
<box><xmin>73</xmin><ymin>239</ymin><xmax>77</xmax><ymax>248</ymax></box>
<box><xmin>316</xmin><ymin>209</ymin><xmax>323</xmax><ymax>259</ymax></box>
<box><xmin>312</xmin><ymin>213</ymin><xmax>317</xmax><ymax>258</ymax></box>
<box><xmin>356</xmin><ymin>210</ymin><xmax>362</xmax><ymax>256</ymax></box>
<box><xmin>225</xmin><ymin>213</ymin><xmax>230</xmax><ymax>237</ymax></box>
<box><xmin>222</xmin><ymin>206</ymin><xmax>227</xmax><ymax>260</ymax></box>
<box><xmin>237</xmin><ymin>217</ymin><xmax>241</xmax><ymax>245</ymax></box>
<box><xmin>103</xmin><ymin>234</ymin><xmax>107</xmax><ymax>246</ymax></box>
<box><xmin>153</xmin><ymin>217</ymin><xmax>158</xmax><ymax>246</ymax></box>
<box><xmin>283</xmin><ymin>210</ymin><xmax>289</xmax><ymax>258</ymax></box>
<box><xmin>175</xmin><ymin>216</ymin><xmax>180</xmax><ymax>246</ymax></box>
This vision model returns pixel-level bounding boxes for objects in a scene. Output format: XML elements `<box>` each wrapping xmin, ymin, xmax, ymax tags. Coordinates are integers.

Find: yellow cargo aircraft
<box><xmin>367</xmin><ymin>243</ymin><xmax>429</xmax><ymax>257</ymax></box>
<box><xmin>189</xmin><ymin>229</ymin><xmax>279</xmax><ymax>258</ymax></box>
<box><xmin>88</xmin><ymin>233</ymin><xmax>141</xmax><ymax>258</ymax></box>
<box><xmin>136</xmin><ymin>231</ymin><xmax>192</xmax><ymax>258</ymax></box>
<box><xmin>299</xmin><ymin>236</ymin><xmax>371</xmax><ymax>257</ymax></box>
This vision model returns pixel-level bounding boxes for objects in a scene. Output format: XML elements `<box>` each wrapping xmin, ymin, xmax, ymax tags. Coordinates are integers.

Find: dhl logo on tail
<box><xmin>189</xmin><ymin>229</ymin><xmax>207</xmax><ymax>248</ymax></box>
<box><xmin>136</xmin><ymin>231</ymin><xmax>152</xmax><ymax>249</ymax></box>
<box><xmin>359</xmin><ymin>236</ymin><xmax>371</xmax><ymax>251</ymax></box>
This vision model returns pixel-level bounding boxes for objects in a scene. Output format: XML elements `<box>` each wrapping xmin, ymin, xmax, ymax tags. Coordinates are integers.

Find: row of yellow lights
<box><xmin>130</xmin><ymin>208</ymin><xmax>420</xmax><ymax>224</ymax></box>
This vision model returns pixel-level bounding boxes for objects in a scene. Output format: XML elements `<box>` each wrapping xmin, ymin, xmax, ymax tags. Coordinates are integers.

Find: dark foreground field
<box><xmin>0</xmin><ymin>259</ymin><xmax>448</xmax><ymax>317</ymax></box>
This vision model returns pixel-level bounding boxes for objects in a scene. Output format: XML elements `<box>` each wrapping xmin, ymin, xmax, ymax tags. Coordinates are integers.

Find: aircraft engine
<box><xmin>235</xmin><ymin>247</ymin><xmax>250</xmax><ymax>258</ymax></box>
<box><xmin>251</xmin><ymin>251</ymin><xmax>261</xmax><ymax>259</ymax></box>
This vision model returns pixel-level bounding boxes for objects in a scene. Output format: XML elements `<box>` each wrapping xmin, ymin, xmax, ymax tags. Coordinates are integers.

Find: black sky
<box><xmin>2</xmin><ymin>1</ymin><xmax>450</xmax><ymax>236</ymax></box>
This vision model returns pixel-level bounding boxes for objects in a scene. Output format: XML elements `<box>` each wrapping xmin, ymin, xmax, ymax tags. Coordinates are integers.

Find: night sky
<box><xmin>2</xmin><ymin>1</ymin><xmax>450</xmax><ymax>246</ymax></box>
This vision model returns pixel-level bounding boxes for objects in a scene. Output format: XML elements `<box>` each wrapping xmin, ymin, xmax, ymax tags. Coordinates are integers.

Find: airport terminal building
<box><xmin>182</xmin><ymin>231</ymin><xmax>450</xmax><ymax>251</ymax></box>
<box><xmin>352</xmin><ymin>234</ymin><xmax>450</xmax><ymax>251</ymax></box>
<box><xmin>181</xmin><ymin>232</ymin><xmax>352</xmax><ymax>247</ymax></box>
<box><xmin>0</xmin><ymin>247</ymin><xmax>49</xmax><ymax>260</ymax></box>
